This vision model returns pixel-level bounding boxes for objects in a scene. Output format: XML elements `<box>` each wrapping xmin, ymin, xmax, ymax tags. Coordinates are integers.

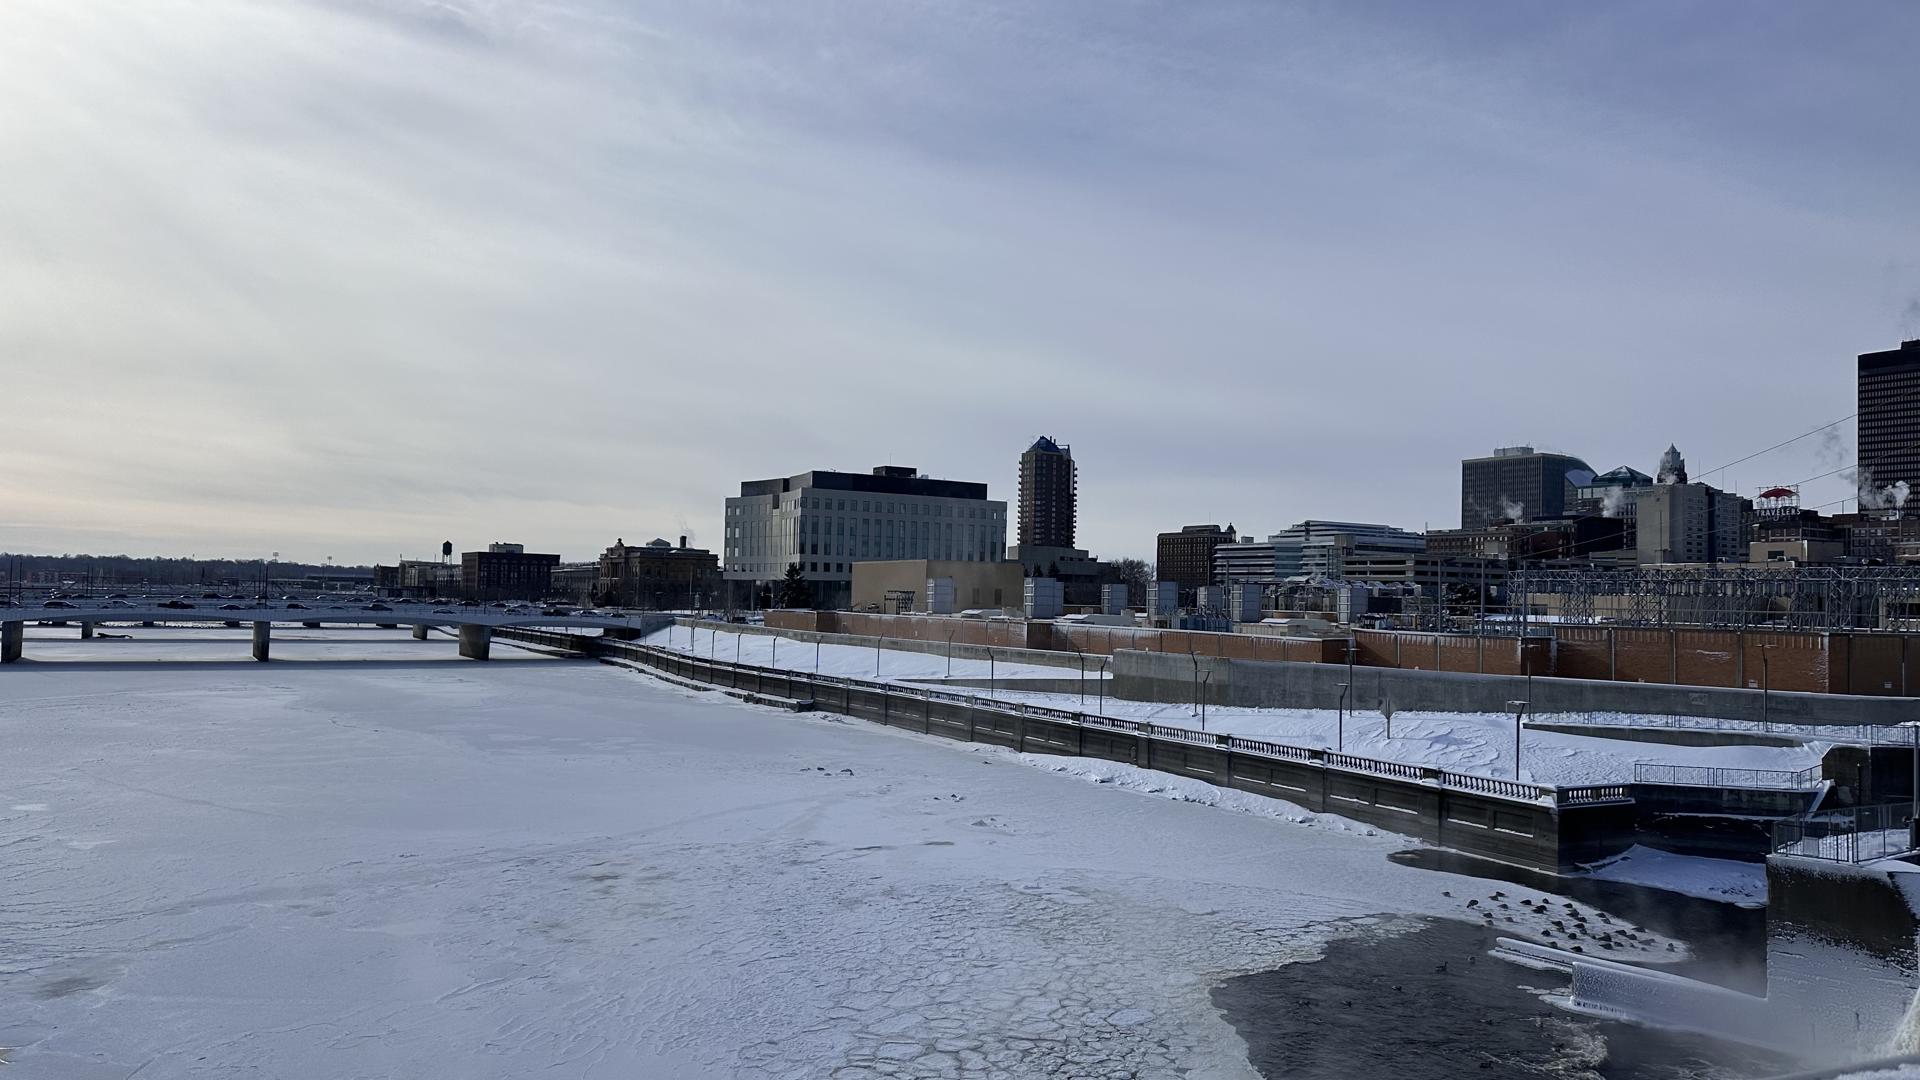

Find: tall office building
<box><xmin>1155</xmin><ymin>523</ymin><xmax>1236</xmax><ymax>601</ymax></box>
<box><xmin>1017</xmin><ymin>437</ymin><xmax>1076</xmax><ymax>549</ymax></box>
<box><xmin>1459</xmin><ymin>446</ymin><xmax>1596</xmax><ymax>529</ymax></box>
<box><xmin>723</xmin><ymin>465</ymin><xmax>1007</xmax><ymax>610</ymax></box>
<box><xmin>1858</xmin><ymin>340</ymin><xmax>1920</xmax><ymax>496</ymax></box>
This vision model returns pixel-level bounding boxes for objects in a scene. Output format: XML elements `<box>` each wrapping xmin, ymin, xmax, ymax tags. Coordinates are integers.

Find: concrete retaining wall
<box><xmin>1112</xmin><ymin>649</ymin><xmax>1920</xmax><ymax>728</ymax></box>
<box><xmin>554</xmin><ymin>631</ymin><xmax>1609</xmax><ymax>872</ymax></box>
<box><xmin>678</xmin><ymin>618</ymin><xmax>1085</xmax><ymax>672</ymax></box>
<box><xmin>1765</xmin><ymin>856</ymin><xmax>1920</xmax><ymax>1059</ymax></box>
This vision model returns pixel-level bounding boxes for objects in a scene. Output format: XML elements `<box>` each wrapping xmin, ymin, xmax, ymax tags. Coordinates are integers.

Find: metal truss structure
<box><xmin>1509</xmin><ymin>565</ymin><xmax>1920</xmax><ymax>631</ymax></box>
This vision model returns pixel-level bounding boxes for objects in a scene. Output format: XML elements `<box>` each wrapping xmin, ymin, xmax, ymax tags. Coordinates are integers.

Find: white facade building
<box><xmin>724</xmin><ymin>465</ymin><xmax>1008</xmax><ymax>609</ymax></box>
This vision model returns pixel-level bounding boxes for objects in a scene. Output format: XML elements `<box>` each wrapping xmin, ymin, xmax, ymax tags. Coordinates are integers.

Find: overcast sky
<box><xmin>4</xmin><ymin>1</ymin><xmax>1917</xmax><ymax>565</ymax></box>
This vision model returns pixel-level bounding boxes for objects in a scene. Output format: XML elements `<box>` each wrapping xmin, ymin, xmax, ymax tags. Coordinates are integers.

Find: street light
<box><xmin>1507</xmin><ymin>699</ymin><xmax>1531</xmax><ymax>781</ymax></box>
<box><xmin>1901</xmin><ymin>721</ymin><xmax>1920</xmax><ymax>845</ymax></box>
<box><xmin>1760</xmin><ymin>646</ymin><xmax>1772</xmax><ymax>734</ymax></box>
<box><xmin>1336</xmin><ymin>682</ymin><xmax>1350</xmax><ymax>752</ymax></box>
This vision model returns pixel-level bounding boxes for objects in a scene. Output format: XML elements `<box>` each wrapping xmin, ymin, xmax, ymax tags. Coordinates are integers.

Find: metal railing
<box><xmin>1774</xmin><ymin>804</ymin><xmax>1918</xmax><ymax>863</ymax></box>
<box><xmin>1324</xmin><ymin>752</ymin><xmax>1429</xmax><ymax>783</ymax></box>
<box><xmin>1555</xmin><ymin>784</ymin><xmax>1633</xmax><ymax>806</ymax></box>
<box><xmin>571</xmin><ymin>635</ymin><xmax>1635</xmax><ymax>809</ymax></box>
<box><xmin>1632</xmin><ymin>762</ymin><xmax>1825</xmax><ymax>790</ymax></box>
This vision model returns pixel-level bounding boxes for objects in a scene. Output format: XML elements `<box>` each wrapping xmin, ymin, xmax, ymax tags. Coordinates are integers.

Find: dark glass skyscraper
<box><xmin>1017</xmin><ymin>436</ymin><xmax>1076</xmax><ymax>549</ymax></box>
<box><xmin>1459</xmin><ymin>446</ymin><xmax>1596</xmax><ymax>529</ymax></box>
<box><xmin>1858</xmin><ymin>340</ymin><xmax>1920</xmax><ymax>496</ymax></box>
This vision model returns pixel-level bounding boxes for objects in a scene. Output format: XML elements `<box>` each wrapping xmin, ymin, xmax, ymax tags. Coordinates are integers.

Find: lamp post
<box><xmin>988</xmin><ymin>649</ymin><xmax>996</xmax><ymax>700</ymax></box>
<box><xmin>946</xmin><ymin>627</ymin><xmax>958</xmax><ymax>678</ymax></box>
<box><xmin>1507</xmin><ymin>699</ymin><xmax>1531</xmax><ymax>781</ymax></box>
<box><xmin>771</xmin><ymin>635</ymin><xmax>779</xmax><ymax>671</ymax></box>
<box><xmin>1200</xmin><ymin>671</ymin><xmax>1212</xmax><ymax>730</ymax></box>
<box><xmin>1760</xmin><ymin>647</ymin><xmax>1772</xmax><ymax>734</ymax></box>
<box><xmin>1896</xmin><ymin>720</ymin><xmax>1920</xmax><ymax>850</ymax></box>
<box><xmin>1189</xmin><ymin>647</ymin><xmax>1202</xmax><ymax>718</ymax></box>
<box><xmin>1336</xmin><ymin>682</ymin><xmax>1350</xmax><ymax>752</ymax></box>
<box><xmin>1098</xmin><ymin>657</ymin><xmax>1108</xmax><ymax>716</ymax></box>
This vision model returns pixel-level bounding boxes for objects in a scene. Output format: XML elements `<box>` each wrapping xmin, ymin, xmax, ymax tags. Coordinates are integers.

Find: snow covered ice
<box><xmin>645</xmin><ymin>627</ymin><xmax>1829</xmax><ymax>788</ymax></box>
<box><xmin>0</xmin><ymin>627</ymin><xmax>1520</xmax><ymax>1079</ymax></box>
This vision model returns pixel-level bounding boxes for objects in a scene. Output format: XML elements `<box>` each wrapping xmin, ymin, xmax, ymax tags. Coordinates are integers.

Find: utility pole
<box><xmin>1507</xmin><ymin>699</ymin><xmax>1530</xmax><ymax>781</ymax></box>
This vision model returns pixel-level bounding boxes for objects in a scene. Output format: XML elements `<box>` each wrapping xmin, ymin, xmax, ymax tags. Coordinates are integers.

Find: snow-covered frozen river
<box><xmin>0</xmin><ymin>629</ymin><xmax>1760</xmax><ymax>1077</ymax></box>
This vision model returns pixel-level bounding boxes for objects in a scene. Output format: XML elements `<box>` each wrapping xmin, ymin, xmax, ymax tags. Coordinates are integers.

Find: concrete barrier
<box><xmin>556</xmin><ymin>631</ymin><xmax>1636</xmax><ymax>873</ymax></box>
<box><xmin>677</xmin><ymin>618</ymin><xmax>1086</xmax><ymax>673</ymax></box>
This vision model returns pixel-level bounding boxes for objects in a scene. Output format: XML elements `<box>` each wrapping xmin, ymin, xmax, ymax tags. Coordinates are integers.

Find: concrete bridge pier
<box><xmin>252</xmin><ymin>622</ymin><xmax>271</xmax><ymax>662</ymax></box>
<box><xmin>2</xmin><ymin>621</ymin><xmax>21</xmax><ymax>663</ymax></box>
<box><xmin>412</xmin><ymin>624</ymin><xmax>430</xmax><ymax>641</ymax></box>
<box><xmin>80</xmin><ymin>622</ymin><xmax>95</xmax><ymax>640</ymax></box>
<box><xmin>458</xmin><ymin>624</ymin><xmax>492</xmax><ymax>661</ymax></box>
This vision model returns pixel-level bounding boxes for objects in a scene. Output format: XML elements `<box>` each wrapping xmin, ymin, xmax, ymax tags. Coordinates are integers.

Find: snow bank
<box><xmin>1577</xmin><ymin>845</ymin><xmax>1766</xmax><ymax>904</ymax></box>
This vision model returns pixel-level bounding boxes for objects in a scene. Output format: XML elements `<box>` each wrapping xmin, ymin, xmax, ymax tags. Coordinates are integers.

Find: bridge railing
<box><xmin>1632</xmin><ymin>762</ymin><xmax>1825</xmax><ymax>790</ymax></box>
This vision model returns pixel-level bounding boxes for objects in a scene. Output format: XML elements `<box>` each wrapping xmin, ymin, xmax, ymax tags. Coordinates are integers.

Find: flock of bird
<box><xmin>1442</xmin><ymin>888</ymin><xmax>1676</xmax><ymax>955</ymax></box>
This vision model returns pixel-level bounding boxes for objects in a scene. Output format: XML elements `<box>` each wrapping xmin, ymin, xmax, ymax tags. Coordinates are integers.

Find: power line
<box><xmin>1699</xmin><ymin>414</ymin><xmax>1854</xmax><ymax>482</ymax></box>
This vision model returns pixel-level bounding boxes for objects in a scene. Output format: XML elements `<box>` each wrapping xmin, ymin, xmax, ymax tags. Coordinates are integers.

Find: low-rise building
<box><xmin>850</xmin><ymin>559</ymin><xmax>1025</xmax><ymax>614</ymax></box>
<box><xmin>1426</xmin><ymin>517</ymin><xmax>1625</xmax><ymax>563</ymax></box>
<box><xmin>373</xmin><ymin>559</ymin><xmax>460</xmax><ymax>598</ymax></box>
<box><xmin>595</xmin><ymin>537</ymin><xmax>722</xmax><ymax>610</ymax></box>
<box><xmin>550</xmin><ymin>563</ymin><xmax>599</xmax><ymax>604</ymax></box>
<box><xmin>460</xmin><ymin>542</ymin><xmax>559</xmax><ymax>602</ymax></box>
<box><xmin>1215</xmin><ymin>521</ymin><xmax>1426</xmax><ymax>584</ymax></box>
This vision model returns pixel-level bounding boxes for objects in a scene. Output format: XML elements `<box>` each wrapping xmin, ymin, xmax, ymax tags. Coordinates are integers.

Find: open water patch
<box><xmin>1212</xmin><ymin>917</ymin><xmax>1788</xmax><ymax>1079</ymax></box>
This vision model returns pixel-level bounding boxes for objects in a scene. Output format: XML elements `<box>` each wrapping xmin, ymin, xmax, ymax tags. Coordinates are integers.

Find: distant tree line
<box><xmin>0</xmin><ymin>552</ymin><xmax>374</xmax><ymax>591</ymax></box>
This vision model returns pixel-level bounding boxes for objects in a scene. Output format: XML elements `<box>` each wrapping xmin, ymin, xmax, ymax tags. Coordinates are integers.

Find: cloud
<box><xmin>1</xmin><ymin>1</ymin><xmax>1917</xmax><ymax>561</ymax></box>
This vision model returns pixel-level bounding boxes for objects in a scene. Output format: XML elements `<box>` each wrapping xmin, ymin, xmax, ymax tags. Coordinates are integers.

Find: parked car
<box><xmin>42</xmin><ymin>600</ymin><xmax>76</xmax><ymax>609</ymax></box>
<box><xmin>433</xmin><ymin>608</ymin><xmax>456</xmax><ymax>615</ymax></box>
<box><xmin>160</xmin><ymin>599</ymin><xmax>195</xmax><ymax>609</ymax></box>
<box><xmin>285</xmin><ymin>602</ymin><xmax>309</xmax><ymax>610</ymax></box>
<box><xmin>218</xmin><ymin>603</ymin><xmax>245</xmax><ymax>610</ymax></box>
<box><xmin>107</xmin><ymin>593</ymin><xmax>129</xmax><ymax>599</ymax></box>
<box><xmin>368</xmin><ymin>602</ymin><xmax>392</xmax><ymax>612</ymax></box>
<box><xmin>458</xmin><ymin>600</ymin><xmax>481</xmax><ymax>608</ymax></box>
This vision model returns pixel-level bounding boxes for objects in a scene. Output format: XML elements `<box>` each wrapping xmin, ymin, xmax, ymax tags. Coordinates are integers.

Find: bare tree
<box><xmin>1107</xmin><ymin>557</ymin><xmax>1154</xmax><ymax>602</ymax></box>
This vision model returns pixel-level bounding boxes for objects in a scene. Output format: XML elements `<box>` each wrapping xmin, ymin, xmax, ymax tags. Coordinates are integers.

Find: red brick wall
<box><xmin>762</xmin><ymin>610</ymin><xmax>1886</xmax><ymax>697</ymax></box>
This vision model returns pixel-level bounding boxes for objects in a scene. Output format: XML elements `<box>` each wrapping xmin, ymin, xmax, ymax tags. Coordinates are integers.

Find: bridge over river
<box><xmin>0</xmin><ymin>603</ymin><xmax>676</xmax><ymax>662</ymax></box>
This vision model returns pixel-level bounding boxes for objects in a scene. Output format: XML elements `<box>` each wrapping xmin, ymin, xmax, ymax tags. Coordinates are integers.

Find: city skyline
<box><xmin>4</xmin><ymin>2</ymin><xmax>1918</xmax><ymax>565</ymax></box>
